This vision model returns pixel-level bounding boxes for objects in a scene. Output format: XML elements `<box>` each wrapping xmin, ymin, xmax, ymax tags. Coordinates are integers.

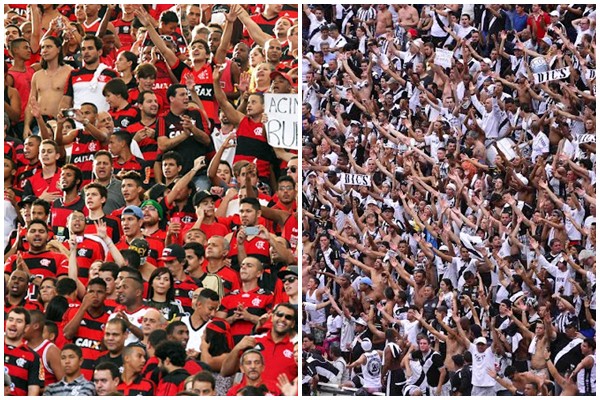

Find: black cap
<box><xmin>129</xmin><ymin>238</ymin><xmax>149</xmax><ymax>258</ymax></box>
<box><xmin>277</xmin><ymin>265</ymin><xmax>298</xmax><ymax>279</ymax></box>
<box><xmin>328</xmin><ymin>23</ymin><xmax>338</xmax><ymax>31</ymax></box>
<box><xmin>159</xmin><ymin>244</ymin><xmax>185</xmax><ymax>261</ymax></box>
<box><xmin>193</xmin><ymin>190</ymin><xmax>220</xmax><ymax>207</ymax></box>
<box><xmin>18</xmin><ymin>195</ymin><xmax>37</xmax><ymax>207</ymax></box>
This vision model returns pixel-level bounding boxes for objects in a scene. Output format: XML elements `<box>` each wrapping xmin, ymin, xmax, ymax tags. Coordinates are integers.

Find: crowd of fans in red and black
<box><xmin>4</xmin><ymin>3</ymin><xmax>299</xmax><ymax>396</ymax></box>
<box><xmin>301</xmin><ymin>4</ymin><xmax>595</xmax><ymax>397</ymax></box>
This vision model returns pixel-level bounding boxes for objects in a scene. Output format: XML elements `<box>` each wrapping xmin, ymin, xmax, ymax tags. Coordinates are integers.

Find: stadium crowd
<box><xmin>4</xmin><ymin>3</ymin><xmax>298</xmax><ymax>396</ymax></box>
<box><xmin>301</xmin><ymin>4</ymin><xmax>596</xmax><ymax>397</ymax></box>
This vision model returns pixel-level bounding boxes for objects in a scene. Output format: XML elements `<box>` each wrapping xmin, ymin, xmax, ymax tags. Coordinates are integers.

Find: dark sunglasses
<box><xmin>285</xmin><ymin>166</ymin><xmax>297</xmax><ymax>173</ymax></box>
<box><xmin>275</xmin><ymin>311</ymin><xmax>294</xmax><ymax>321</ymax></box>
<box><xmin>282</xmin><ymin>276</ymin><xmax>297</xmax><ymax>284</ymax></box>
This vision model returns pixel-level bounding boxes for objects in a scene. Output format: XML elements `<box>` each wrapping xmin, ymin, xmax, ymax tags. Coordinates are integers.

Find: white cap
<box><xmin>550</xmin><ymin>10</ymin><xmax>560</xmax><ymax>17</ymax></box>
<box><xmin>474</xmin><ymin>337</ymin><xmax>487</xmax><ymax>345</ymax></box>
<box><xmin>515</xmin><ymin>173</ymin><xmax>529</xmax><ymax>185</ymax></box>
<box><xmin>482</xmin><ymin>57</ymin><xmax>492</xmax><ymax>65</ymax></box>
<box><xmin>439</xmin><ymin>245</ymin><xmax>449</xmax><ymax>252</ymax></box>
<box><xmin>447</xmin><ymin>183</ymin><xmax>457</xmax><ymax>191</ymax></box>
<box><xmin>361</xmin><ymin>338</ymin><xmax>373</xmax><ymax>351</ymax></box>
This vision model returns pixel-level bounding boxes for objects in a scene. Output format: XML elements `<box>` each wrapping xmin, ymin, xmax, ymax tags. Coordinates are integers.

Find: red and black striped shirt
<box><xmin>4</xmin><ymin>250</ymin><xmax>69</xmax><ymax>281</ymax></box>
<box><xmin>117</xmin><ymin>375</ymin><xmax>155</xmax><ymax>396</ymax></box>
<box><xmin>234</xmin><ymin>116</ymin><xmax>274</xmax><ymax>179</ymax></box>
<box><xmin>63</xmin><ymin>237</ymin><xmax>106</xmax><ymax>286</ymax></box>
<box><xmin>62</xmin><ymin>307</ymin><xmax>110</xmax><ymax>380</ymax></box>
<box><xmin>69</xmin><ymin>130</ymin><xmax>104</xmax><ymax>186</ymax></box>
<box><xmin>110</xmin><ymin>104</ymin><xmax>141</xmax><ymax>131</ymax></box>
<box><xmin>4</xmin><ymin>341</ymin><xmax>44</xmax><ymax>395</ymax></box>
<box><xmin>173</xmin><ymin>275</ymin><xmax>201</xmax><ymax>314</ymax></box>
<box><xmin>125</xmin><ymin>120</ymin><xmax>159</xmax><ymax>163</ymax></box>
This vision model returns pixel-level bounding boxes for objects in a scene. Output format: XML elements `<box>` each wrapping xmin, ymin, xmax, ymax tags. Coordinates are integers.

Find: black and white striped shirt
<box><xmin>43</xmin><ymin>375</ymin><xmax>96</xmax><ymax>396</ymax></box>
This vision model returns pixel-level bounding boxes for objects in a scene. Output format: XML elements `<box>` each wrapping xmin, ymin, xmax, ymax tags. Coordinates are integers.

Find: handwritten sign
<box><xmin>264</xmin><ymin>93</ymin><xmax>298</xmax><ymax>150</ymax></box>
<box><xmin>434</xmin><ymin>48</ymin><xmax>454</xmax><ymax>69</ymax></box>
<box><xmin>341</xmin><ymin>173</ymin><xmax>372</xmax><ymax>186</ymax></box>
<box><xmin>532</xmin><ymin>67</ymin><xmax>570</xmax><ymax>84</ymax></box>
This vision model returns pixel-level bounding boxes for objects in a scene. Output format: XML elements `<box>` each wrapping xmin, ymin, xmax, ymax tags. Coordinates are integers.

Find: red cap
<box><xmin>408</xmin><ymin>29</ymin><xmax>418</xmax><ymax>38</ymax></box>
<box><xmin>270</xmin><ymin>70</ymin><xmax>294</xmax><ymax>86</ymax></box>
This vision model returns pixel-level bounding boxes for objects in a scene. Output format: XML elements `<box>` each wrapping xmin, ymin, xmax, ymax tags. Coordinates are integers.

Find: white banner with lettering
<box><xmin>434</xmin><ymin>48</ymin><xmax>454</xmax><ymax>69</ymax></box>
<box><xmin>340</xmin><ymin>173</ymin><xmax>372</xmax><ymax>186</ymax></box>
<box><xmin>532</xmin><ymin>67</ymin><xmax>570</xmax><ymax>84</ymax></box>
<box><xmin>264</xmin><ymin>93</ymin><xmax>298</xmax><ymax>150</ymax></box>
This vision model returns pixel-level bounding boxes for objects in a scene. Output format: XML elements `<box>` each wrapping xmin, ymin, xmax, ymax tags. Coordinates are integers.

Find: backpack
<box><xmin>199</xmin><ymin>272</ymin><xmax>224</xmax><ymax>300</ymax></box>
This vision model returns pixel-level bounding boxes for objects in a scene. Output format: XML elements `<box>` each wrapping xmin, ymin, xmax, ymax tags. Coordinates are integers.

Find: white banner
<box><xmin>341</xmin><ymin>173</ymin><xmax>372</xmax><ymax>186</ymax></box>
<box><xmin>264</xmin><ymin>93</ymin><xmax>298</xmax><ymax>150</ymax></box>
<box><xmin>532</xmin><ymin>67</ymin><xmax>570</xmax><ymax>84</ymax></box>
<box><xmin>434</xmin><ymin>49</ymin><xmax>454</xmax><ymax>69</ymax></box>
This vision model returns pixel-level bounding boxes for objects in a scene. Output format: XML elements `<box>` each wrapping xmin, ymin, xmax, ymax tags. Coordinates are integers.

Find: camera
<box><xmin>63</xmin><ymin>108</ymin><xmax>77</xmax><ymax>118</ymax></box>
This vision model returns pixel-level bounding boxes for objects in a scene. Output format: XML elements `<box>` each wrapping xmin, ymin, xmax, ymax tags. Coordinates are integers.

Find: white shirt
<box><xmin>180</xmin><ymin>315</ymin><xmax>208</xmax><ymax>352</ymax></box>
<box><xmin>469</xmin><ymin>343</ymin><xmax>496</xmax><ymax>387</ymax></box>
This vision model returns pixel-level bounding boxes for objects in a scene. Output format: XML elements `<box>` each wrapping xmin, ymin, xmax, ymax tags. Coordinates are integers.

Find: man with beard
<box><xmin>221</xmin><ymin>303</ymin><xmax>297</xmax><ymax>391</ymax></box>
<box><xmin>225</xmin><ymin>198</ymin><xmax>272</xmax><ymax>269</ymax></box>
<box><xmin>117</xmin><ymin>344</ymin><xmax>155</xmax><ymax>395</ymax></box>
<box><xmin>96</xmin><ymin>318</ymin><xmax>128</xmax><ymax>374</ymax></box>
<box><xmin>154</xmin><ymin>340</ymin><xmax>190</xmax><ymax>395</ymax></box>
<box><xmin>140</xmin><ymin>199</ymin><xmax>166</xmax><ymax>241</ymax></box>
<box><xmin>24</xmin><ymin>36</ymin><xmax>73</xmax><ymax>138</ymax></box>
<box><xmin>4</xmin><ymin>308</ymin><xmax>43</xmax><ymax>395</ymax></box>
<box><xmin>110</xmin><ymin>276</ymin><xmax>147</xmax><ymax>345</ymax></box>
<box><xmin>62</xmin><ymin>278</ymin><xmax>110</xmax><ymax>380</ymax></box>
<box><xmin>50</xmin><ymin>164</ymin><xmax>85</xmax><ymax>242</ymax></box>
<box><xmin>126</xmin><ymin>91</ymin><xmax>160</xmax><ymax>166</ymax></box>
<box><xmin>60</xmin><ymin>35</ymin><xmax>117</xmax><ymax>114</ymax></box>
<box><xmin>54</xmin><ymin>103</ymin><xmax>107</xmax><ymax>186</ymax></box>
<box><xmin>4</xmin><ymin>220</ymin><xmax>69</xmax><ymax>290</ymax></box>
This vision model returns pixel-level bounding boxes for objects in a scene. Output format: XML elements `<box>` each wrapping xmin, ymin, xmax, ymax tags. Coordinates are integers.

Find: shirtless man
<box><xmin>375</xmin><ymin>5</ymin><xmax>393</xmax><ymax>37</ymax></box>
<box><xmin>415</xmin><ymin>310</ymin><xmax>466</xmax><ymax>372</ymax></box>
<box><xmin>24</xmin><ymin>36</ymin><xmax>73</xmax><ymax>137</ymax></box>
<box><xmin>321</xmin><ymin>272</ymin><xmax>360</xmax><ymax>310</ymax></box>
<box><xmin>357</xmin><ymin>276</ymin><xmax>383</xmax><ymax>313</ymax></box>
<box><xmin>396</xmin><ymin>5</ymin><xmax>419</xmax><ymax>29</ymax></box>
<box><xmin>507</xmin><ymin>310</ymin><xmax>549</xmax><ymax>378</ymax></box>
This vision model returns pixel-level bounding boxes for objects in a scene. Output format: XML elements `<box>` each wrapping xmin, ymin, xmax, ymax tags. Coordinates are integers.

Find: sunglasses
<box><xmin>275</xmin><ymin>311</ymin><xmax>294</xmax><ymax>321</ymax></box>
<box><xmin>282</xmin><ymin>276</ymin><xmax>297</xmax><ymax>284</ymax></box>
<box><xmin>285</xmin><ymin>166</ymin><xmax>297</xmax><ymax>173</ymax></box>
